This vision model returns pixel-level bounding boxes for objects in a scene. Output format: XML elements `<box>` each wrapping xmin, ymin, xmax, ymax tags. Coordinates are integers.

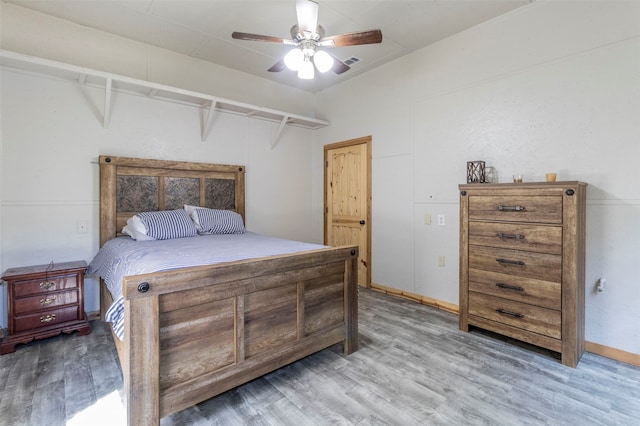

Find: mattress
<box><xmin>88</xmin><ymin>232</ymin><xmax>325</xmax><ymax>340</ymax></box>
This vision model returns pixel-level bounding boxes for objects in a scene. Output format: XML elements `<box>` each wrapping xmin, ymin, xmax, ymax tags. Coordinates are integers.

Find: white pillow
<box><xmin>184</xmin><ymin>204</ymin><xmax>201</xmax><ymax>216</ymax></box>
<box><xmin>122</xmin><ymin>216</ymin><xmax>155</xmax><ymax>241</ymax></box>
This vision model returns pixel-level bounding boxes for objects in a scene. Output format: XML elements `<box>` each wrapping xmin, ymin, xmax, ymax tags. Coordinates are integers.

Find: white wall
<box><xmin>316</xmin><ymin>0</ymin><xmax>640</xmax><ymax>354</ymax></box>
<box><xmin>0</xmin><ymin>4</ymin><xmax>320</xmax><ymax>326</ymax></box>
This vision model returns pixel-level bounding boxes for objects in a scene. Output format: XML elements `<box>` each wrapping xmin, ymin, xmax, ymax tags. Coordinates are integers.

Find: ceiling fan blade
<box><xmin>267</xmin><ymin>59</ymin><xmax>287</xmax><ymax>72</ymax></box>
<box><xmin>328</xmin><ymin>53</ymin><xmax>351</xmax><ymax>74</ymax></box>
<box><xmin>296</xmin><ymin>0</ymin><xmax>319</xmax><ymax>35</ymax></box>
<box><xmin>232</xmin><ymin>31</ymin><xmax>295</xmax><ymax>44</ymax></box>
<box><xmin>319</xmin><ymin>29</ymin><xmax>383</xmax><ymax>47</ymax></box>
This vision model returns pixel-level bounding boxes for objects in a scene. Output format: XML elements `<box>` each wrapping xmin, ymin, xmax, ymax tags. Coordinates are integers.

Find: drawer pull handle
<box><xmin>40</xmin><ymin>297</ymin><xmax>56</xmax><ymax>305</ymax></box>
<box><xmin>40</xmin><ymin>314</ymin><xmax>56</xmax><ymax>323</ymax></box>
<box><xmin>496</xmin><ymin>309</ymin><xmax>524</xmax><ymax>318</ymax></box>
<box><xmin>497</xmin><ymin>205</ymin><xmax>526</xmax><ymax>212</ymax></box>
<box><xmin>39</xmin><ymin>281</ymin><xmax>55</xmax><ymax>290</ymax></box>
<box><xmin>497</xmin><ymin>233</ymin><xmax>524</xmax><ymax>240</ymax></box>
<box><xmin>496</xmin><ymin>258</ymin><xmax>525</xmax><ymax>266</ymax></box>
<box><xmin>496</xmin><ymin>283</ymin><xmax>524</xmax><ymax>291</ymax></box>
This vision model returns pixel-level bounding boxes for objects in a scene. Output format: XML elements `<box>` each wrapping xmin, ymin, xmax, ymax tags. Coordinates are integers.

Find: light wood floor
<box><xmin>1</xmin><ymin>288</ymin><xmax>638</xmax><ymax>425</ymax></box>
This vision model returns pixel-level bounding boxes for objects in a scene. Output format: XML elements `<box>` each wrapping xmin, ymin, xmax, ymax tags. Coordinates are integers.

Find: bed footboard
<box><xmin>120</xmin><ymin>245</ymin><xmax>358</xmax><ymax>425</ymax></box>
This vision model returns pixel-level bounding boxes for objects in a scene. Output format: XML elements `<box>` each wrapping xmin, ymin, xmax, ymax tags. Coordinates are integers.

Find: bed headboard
<box><xmin>99</xmin><ymin>155</ymin><xmax>246</xmax><ymax>246</ymax></box>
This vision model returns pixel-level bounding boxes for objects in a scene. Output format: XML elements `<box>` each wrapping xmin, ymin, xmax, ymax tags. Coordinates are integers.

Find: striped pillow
<box><xmin>136</xmin><ymin>209</ymin><xmax>198</xmax><ymax>240</ymax></box>
<box><xmin>192</xmin><ymin>208</ymin><xmax>245</xmax><ymax>235</ymax></box>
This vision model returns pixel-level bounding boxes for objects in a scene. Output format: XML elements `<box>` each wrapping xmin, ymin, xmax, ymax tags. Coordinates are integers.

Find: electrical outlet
<box><xmin>438</xmin><ymin>256</ymin><xmax>445</xmax><ymax>267</ymax></box>
<box><xmin>77</xmin><ymin>220</ymin><xmax>88</xmax><ymax>234</ymax></box>
<box><xmin>437</xmin><ymin>214</ymin><xmax>445</xmax><ymax>226</ymax></box>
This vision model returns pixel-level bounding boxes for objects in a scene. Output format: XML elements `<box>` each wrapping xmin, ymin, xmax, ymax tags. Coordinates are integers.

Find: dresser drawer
<box><xmin>469</xmin><ymin>222</ymin><xmax>562</xmax><ymax>255</ymax></box>
<box><xmin>469</xmin><ymin>246</ymin><xmax>561</xmax><ymax>282</ymax></box>
<box><xmin>469</xmin><ymin>292</ymin><xmax>561</xmax><ymax>339</ymax></box>
<box><xmin>469</xmin><ymin>195</ymin><xmax>562</xmax><ymax>224</ymax></box>
<box><xmin>12</xmin><ymin>274</ymin><xmax>80</xmax><ymax>297</ymax></box>
<box><xmin>13</xmin><ymin>306</ymin><xmax>80</xmax><ymax>333</ymax></box>
<box><xmin>13</xmin><ymin>290</ymin><xmax>79</xmax><ymax>315</ymax></box>
<box><xmin>469</xmin><ymin>268</ymin><xmax>561</xmax><ymax>310</ymax></box>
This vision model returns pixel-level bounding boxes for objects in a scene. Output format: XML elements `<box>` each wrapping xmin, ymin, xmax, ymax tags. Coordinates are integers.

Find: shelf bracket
<box><xmin>271</xmin><ymin>115</ymin><xmax>289</xmax><ymax>149</ymax></box>
<box><xmin>103</xmin><ymin>77</ymin><xmax>112</xmax><ymax>128</ymax></box>
<box><xmin>201</xmin><ymin>99</ymin><xmax>218</xmax><ymax>141</ymax></box>
<box><xmin>0</xmin><ymin>50</ymin><xmax>330</xmax><ymax>135</ymax></box>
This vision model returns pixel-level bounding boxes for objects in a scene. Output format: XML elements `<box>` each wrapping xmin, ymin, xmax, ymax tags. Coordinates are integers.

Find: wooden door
<box><xmin>324</xmin><ymin>136</ymin><xmax>371</xmax><ymax>287</ymax></box>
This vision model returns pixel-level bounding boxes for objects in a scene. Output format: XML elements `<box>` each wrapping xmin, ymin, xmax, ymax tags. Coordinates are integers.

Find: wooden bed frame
<box><xmin>97</xmin><ymin>155</ymin><xmax>359</xmax><ymax>425</ymax></box>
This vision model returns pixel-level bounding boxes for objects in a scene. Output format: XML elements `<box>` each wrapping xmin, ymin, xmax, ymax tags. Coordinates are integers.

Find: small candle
<box><xmin>513</xmin><ymin>174</ymin><xmax>523</xmax><ymax>183</ymax></box>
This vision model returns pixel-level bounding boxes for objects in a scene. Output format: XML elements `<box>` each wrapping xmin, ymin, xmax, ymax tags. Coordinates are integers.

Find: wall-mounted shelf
<box><xmin>0</xmin><ymin>50</ymin><xmax>329</xmax><ymax>147</ymax></box>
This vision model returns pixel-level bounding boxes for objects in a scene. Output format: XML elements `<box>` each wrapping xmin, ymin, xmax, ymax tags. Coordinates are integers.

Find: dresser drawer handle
<box><xmin>496</xmin><ymin>258</ymin><xmax>525</xmax><ymax>266</ymax></box>
<box><xmin>39</xmin><ymin>281</ymin><xmax>56</xmax><ymax>290</ymax></box>
<box><xmin>40</xmin><ymin>314</ymin><xmax>56</xmax><ymax>323</ymax></box>
<box><xmin>496</xmin><ymin>309</ymin><xmax>524</xmax><ymax>318</ymax></box>
<box><xmin>40</xmin><ymin>297</ymin><xmax>56</xmax><ymax>305</ymax></box>
<box><xmin>497</xmin><ymin>205</ymin><xmax>526</xmax><ymax>212</ymax></box>
<box><xmin>497</xmin><ymin>233</ymin><xmax>524</xmax><ymax>240</ymax></box>
<box><xmin>496</xmin><ymin>283</ymin><xmax>524</xmax><ymax>291</ymax></box>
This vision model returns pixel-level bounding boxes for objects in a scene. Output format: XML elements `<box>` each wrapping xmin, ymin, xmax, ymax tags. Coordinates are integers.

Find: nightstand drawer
<box><xmin>469</xmin><ymin>195</ymin><xmax>562</xmax><ymax>224</ymax></box>
<box><xmin>469</xmin><ymin>292</ymin><xmax>561</xmax><ymax>339</ymax></box>
<box><xmin>13</xmin><ymin>306</ymin><xmax>80</xmax><ymax>333</ymax></box>
<box><xmin>469</xmin><ymin>222</ymin><xmax>562</xmax><ymax>255</ymax></box>
<box><xmin>469</xmin><ymin>246</ymin><xmax>561</xmax><ymax>282</ymax></box>
<box><xmin>469</xmin><ymin>268</ymin><xmax>561</xmax><ymax>310</ymax></box>
<box><xmin>13</xmin><ymin>290</ymin><xmax>79</xmax><ymax>315</ymax></box>
<box><xmin>12</xmin><ymin>274</ymin><xmax>80</xmax><ymax>297</ymax></box>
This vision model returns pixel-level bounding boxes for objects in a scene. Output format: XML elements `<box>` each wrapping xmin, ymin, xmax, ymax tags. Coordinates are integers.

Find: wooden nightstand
<box><xmin>1</xmin><ymin>260</ymin><xmax>90</xmax><ymax>354</ymax></box>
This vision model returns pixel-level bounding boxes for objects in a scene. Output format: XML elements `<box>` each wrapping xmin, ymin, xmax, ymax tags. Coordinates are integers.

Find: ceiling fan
<box><xmin>232</xmin><ymin>0</ymin><xmax>383</xmax><ymax>80</ymax></box>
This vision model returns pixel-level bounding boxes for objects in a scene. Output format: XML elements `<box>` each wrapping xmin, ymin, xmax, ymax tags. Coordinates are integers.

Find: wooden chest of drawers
<box><xmin>459</xmin><ymin>182</ymin><xmax>586</xmax><ymax>367</ymax></box>
<box><xmin>1</xmin><ymin>260</ymin><xmax>90</xmax><ymax>354</ymax></box>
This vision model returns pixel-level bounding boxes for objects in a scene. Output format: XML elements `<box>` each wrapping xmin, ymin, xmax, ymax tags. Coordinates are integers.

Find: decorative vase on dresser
<box><xmin>458</xmin><ymin>181</ymin><xmax>587</xmax><ymax>367</ymax></box>
<box><xmin>1</xmin><ymin>260</ymin><xmax>90</xmax><ymax>354</ymax></box>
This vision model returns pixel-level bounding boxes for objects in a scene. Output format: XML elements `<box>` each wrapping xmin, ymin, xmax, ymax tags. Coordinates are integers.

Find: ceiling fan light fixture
<box><xmin>284</xmin><ymin>48</ymin><xmax>304</xmax><ymax>71</ymax></box>
<box><xmin>233</xmin><ymin>0</ymin><xmax>381</xmax><ymax>80</ymax></box>
<box><xmin>313</xmin><ymin>50</ymin><xmax>334</xmax><ymax>73</ymax></box>
<box><xmin>298</xmin><ymin>57</ymin><xmax>315</xmax><ymax>79</ymax></box>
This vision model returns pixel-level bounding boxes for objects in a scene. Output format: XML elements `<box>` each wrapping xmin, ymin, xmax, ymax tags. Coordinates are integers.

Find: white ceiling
<box><xmin>6</xmin><ymin>0</ymin><xmax>533</xmax><ymax>93</ymax></box>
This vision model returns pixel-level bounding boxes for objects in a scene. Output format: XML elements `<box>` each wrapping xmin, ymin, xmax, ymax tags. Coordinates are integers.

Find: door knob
<box><xmin>359</xmin><ymin>220</ymin><xmax>366</xmax><ymax>225</ymax></box>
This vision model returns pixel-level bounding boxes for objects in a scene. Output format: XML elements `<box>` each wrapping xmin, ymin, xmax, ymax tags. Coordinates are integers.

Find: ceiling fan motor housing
<box><xmin>290</xmin><ymin>24</ymin><xmax>325</xmax><ymax>43</ymax></box>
